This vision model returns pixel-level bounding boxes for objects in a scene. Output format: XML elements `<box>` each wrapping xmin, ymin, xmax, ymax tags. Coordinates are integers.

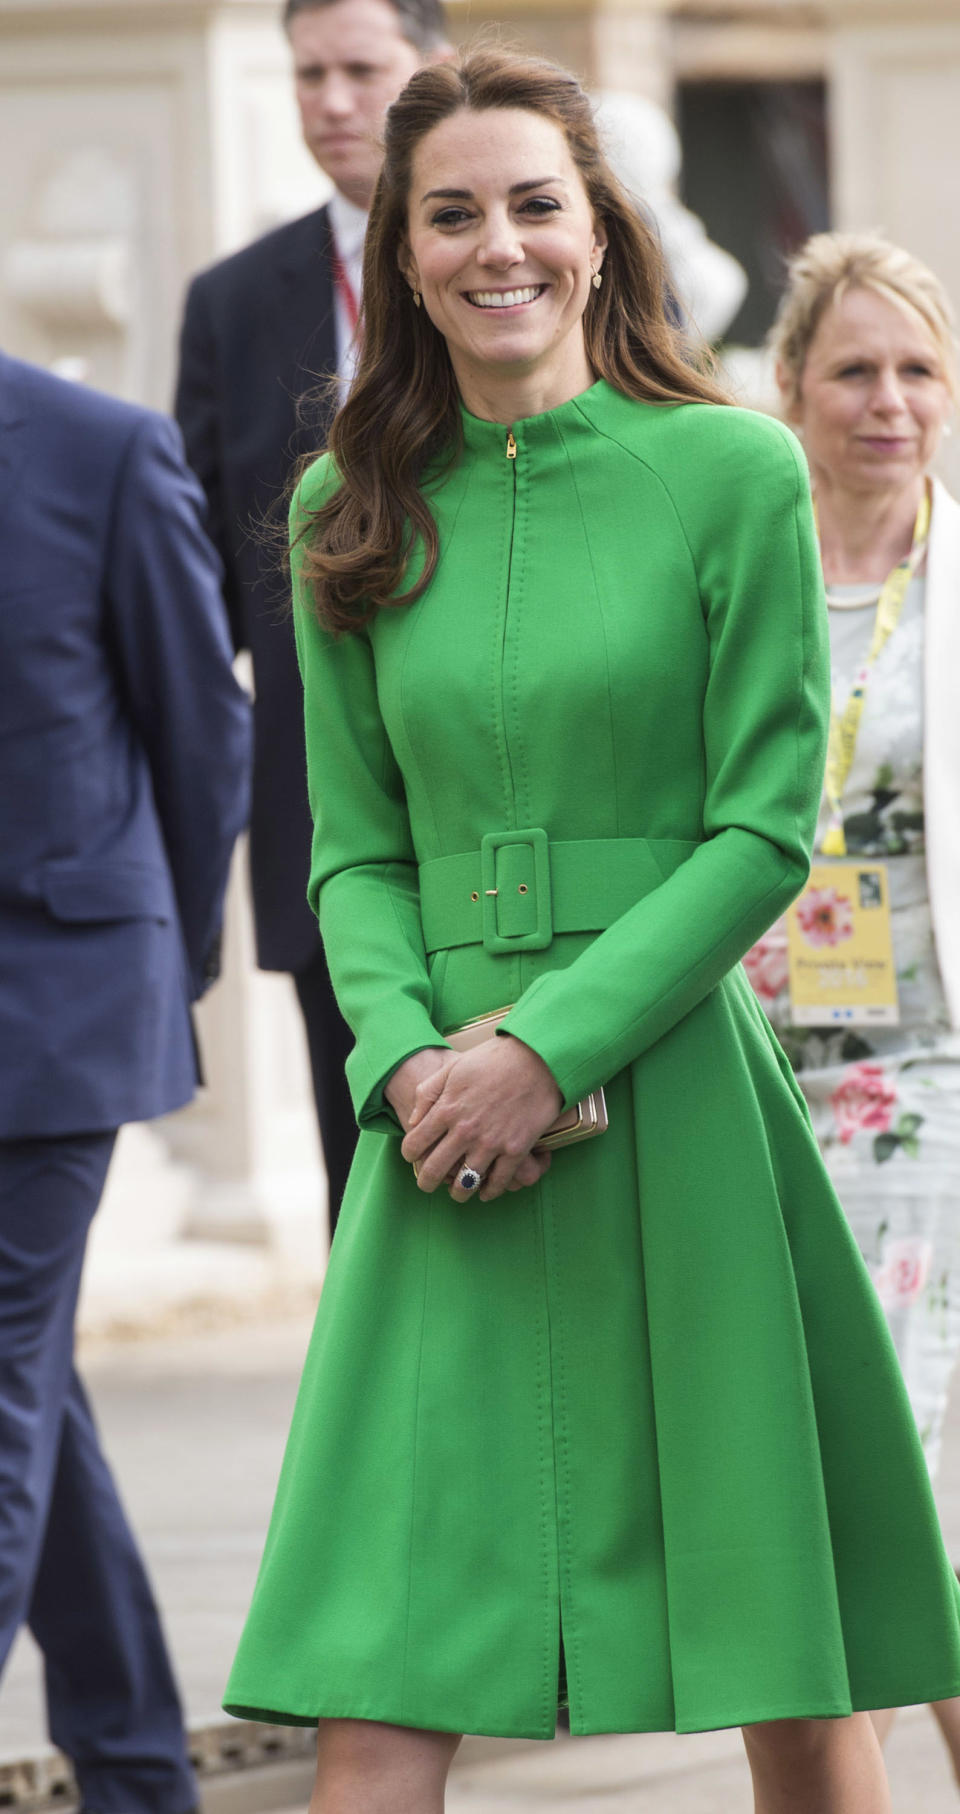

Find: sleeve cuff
<box><xmin>348</xmin><ymin>1027</ymin><xmax>451</xmax><ymax>1137</ymax></box>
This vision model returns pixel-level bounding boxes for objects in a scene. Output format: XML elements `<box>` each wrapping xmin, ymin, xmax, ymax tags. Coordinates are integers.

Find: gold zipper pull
<box><xmin>506</xmin><ymin>432</ymin><xmax>517</xmax><ymax>460</ymax></box>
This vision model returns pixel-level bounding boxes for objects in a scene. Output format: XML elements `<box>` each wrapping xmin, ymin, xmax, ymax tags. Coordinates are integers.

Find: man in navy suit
<box><xmin>0</xmin><ymin>350</ymin><xmax>252</xmax><ymax>1814</ymax></box>
<box><xmin>174</xmin><ymin>0</ymin><xmax>450</xmax><ymax>1239</ymax></box>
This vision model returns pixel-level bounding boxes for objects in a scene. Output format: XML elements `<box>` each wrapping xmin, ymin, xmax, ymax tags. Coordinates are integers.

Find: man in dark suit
<box><xmin>174</xmin><ymin>0</ymin><xmax>450</xmax><ymax>1238</ymax></box>
<box><xmin>0</xmin><ymin>350</ymin><xmax>251</xmax><ymax>1814</ymax></box>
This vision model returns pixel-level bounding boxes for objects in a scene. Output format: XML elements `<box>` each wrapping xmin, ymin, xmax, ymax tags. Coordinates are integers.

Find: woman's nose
<box><xmin>476</xmin><ymin>217</ymin><xmax>524</xmax><ymax>267</ymax></box>
<box><xmin>871</xmin><ymin>368</ymin><xmax>909</xmax><ymax>414</ymax></box>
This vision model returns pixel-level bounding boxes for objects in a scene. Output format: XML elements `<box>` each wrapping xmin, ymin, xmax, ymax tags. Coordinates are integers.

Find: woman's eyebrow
<box><xmin>420</xmin><ymin>176</ymin><xmax>568</xmax><ymax>203</ymax></box>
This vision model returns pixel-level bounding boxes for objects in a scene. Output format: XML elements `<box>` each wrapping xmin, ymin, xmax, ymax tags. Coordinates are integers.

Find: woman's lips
<box><xmin>464</xmin><ymin>285</ymin><xmax>548</xmax><ymax>311</ymax></box>
<box><xmin>857</xmin><ymin>436</ymin><xmax>915</xmax><ymax>453</ymax></box>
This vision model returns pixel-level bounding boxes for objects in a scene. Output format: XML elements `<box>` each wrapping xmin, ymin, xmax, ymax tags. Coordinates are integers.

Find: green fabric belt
<box><xmin>418</xmin><ymin>833</ymin><xmax>700</xmax><ymax>956</ymax></box>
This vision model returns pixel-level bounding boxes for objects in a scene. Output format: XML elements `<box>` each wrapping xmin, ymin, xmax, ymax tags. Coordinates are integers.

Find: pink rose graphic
<box><xmin>830</xmin><ymin>1062</ymin><xmax>898</xmax><ymax>1145</ymax></box>
<box><xmin>872</xmin><ymin>1237</ymin><xmax>933</xmax><ymax>1312</ymax></box>
<box><xmin>796</xmin><ymin>886</ymin><xmax>854</xmax><ymax>948</ymax></box>
<box><xmin>743</xmin><ymin>920</ymin><xmax>789</xmax><ymax>1004</ymax></box>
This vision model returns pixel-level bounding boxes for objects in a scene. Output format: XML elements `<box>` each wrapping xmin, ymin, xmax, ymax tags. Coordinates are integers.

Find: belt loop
<box><xmin>480</xmin><ymin>829</ymin><xmax>552</xmax><ymax>954</ymax></box>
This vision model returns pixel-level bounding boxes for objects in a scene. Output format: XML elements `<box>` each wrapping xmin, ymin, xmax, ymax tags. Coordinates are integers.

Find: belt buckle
<box><xmin>480</xmin><ymin>829</ymin><xmax>552</xmax><ymax>954</ymax></box>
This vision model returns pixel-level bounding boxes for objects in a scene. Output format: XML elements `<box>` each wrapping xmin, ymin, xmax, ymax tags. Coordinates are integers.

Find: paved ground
<box><xmin>3</xmin><ymin>1313</ymin><xmax>960</xmax><ymax>1810</ymax></box>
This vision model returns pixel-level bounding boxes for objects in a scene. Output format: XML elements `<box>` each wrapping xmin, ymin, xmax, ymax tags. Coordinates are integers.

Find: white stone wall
<box><xmin>0</xmin><ymin>0</ymin><xmax>328</xmax><ymax>404</ymax></box>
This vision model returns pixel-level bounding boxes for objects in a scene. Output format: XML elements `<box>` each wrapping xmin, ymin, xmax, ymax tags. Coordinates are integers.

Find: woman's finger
<box><xmin>481</xmin><ymin>1147</ymin><xmax>551</xmax><ymax>1201</ymax></box>
<box><xmin>447</xmin><ymin>1159</ymin><xmax>490</xmax><ymax>1205</ymax></box>
<box><xmin>406</xmin><ymin>1065</ymin><xmax>450</xmax><ymax>1131</ymax></box>
<box><xmin>516</xmin><ymin>1149</ymin><xmax>552</xmax><ymax>1187</ymax></box>
<box><xmin>413</xmin><ymin>1128</ymin><xmax>477</xmax><ymax>1194</ymax></box>
<box><xmin>401</xmin><ymin>1076</ymin><xmax>462</xmax><ymax>1165</ymax></box>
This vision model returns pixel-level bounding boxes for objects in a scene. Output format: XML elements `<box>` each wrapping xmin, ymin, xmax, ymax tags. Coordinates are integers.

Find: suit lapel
<box><xmin>272</xmin><ymin>206</ymin><xmax>338</xmax><ymax>453</ymax></box>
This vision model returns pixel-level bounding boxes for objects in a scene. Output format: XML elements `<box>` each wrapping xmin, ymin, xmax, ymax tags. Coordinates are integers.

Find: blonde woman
<box><xmin>746</xmin><ymin>230</ymin><xmax>960</xmax><ymax>1776</ymax></box>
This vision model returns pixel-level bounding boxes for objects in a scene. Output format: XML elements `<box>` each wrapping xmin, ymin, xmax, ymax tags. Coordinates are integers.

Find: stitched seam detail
<box><xmin>543</xmin><ymin>1161</ymin><xmax>577</xmax><ymax>1727</ymax></box>
<box><xmin>556</xmin><ymin>422</ymin><xmax>622</xmax><ymax>838</ymax></box>
<box><xmin>399</xmin><ymin>1203</ymin><xmax>433</xmax><ymax>1720</ymax></box>
<box><xmin>395</xmin><ymin>469</ymin><xmax>473</xmax><ymax>853</ymax></box>
<box><xmin>532</xmin><ymin>1185</ymin><xmax>559</xmax><ymax>1730</ymax></box>
<box><xmin>568</xmin><ymin>405</ymin><xmax>704</xmax><ymax>610</ymax></box>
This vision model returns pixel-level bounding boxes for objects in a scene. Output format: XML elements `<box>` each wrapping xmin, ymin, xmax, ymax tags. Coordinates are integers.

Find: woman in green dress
<box><xmin>224</xmin><ymin>48</ymin><xmax>960</xmax><ymax>1813</ymax></box>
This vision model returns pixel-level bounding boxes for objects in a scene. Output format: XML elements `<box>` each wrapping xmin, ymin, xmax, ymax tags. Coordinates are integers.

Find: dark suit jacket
<box><xmin>0</xmin><ymin>352</ymin><xmax>252</xmax><ymax>1140</ymax></box>
<box><xmin>174</xmin><ymin>206</ymin><xmax>338</xmax><ymax>974</ymax></box>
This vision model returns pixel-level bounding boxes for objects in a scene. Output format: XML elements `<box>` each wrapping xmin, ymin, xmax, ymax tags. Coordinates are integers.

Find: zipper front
<box><xmin>499</xmin><ymin>429</ymin><xmax>520</xmax><ymax>818</ymax></box>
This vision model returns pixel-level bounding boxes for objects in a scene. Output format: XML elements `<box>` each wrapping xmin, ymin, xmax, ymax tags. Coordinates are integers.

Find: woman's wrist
<box><xmin>384</xmin><ymin>1046</ymin><xmax>450</xmax><ymax>1128</ymax></box>
<box><xmin>497</xmin><ymin>1032</ymin><xmax>563</xmax><ymax>1122</ymax></box>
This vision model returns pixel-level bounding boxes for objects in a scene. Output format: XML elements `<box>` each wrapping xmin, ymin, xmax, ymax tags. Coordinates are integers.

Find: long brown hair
<box><xmin>303</xmin><ymin>45</ymin><xmax>729</xmax><ymax>633</ymax></box>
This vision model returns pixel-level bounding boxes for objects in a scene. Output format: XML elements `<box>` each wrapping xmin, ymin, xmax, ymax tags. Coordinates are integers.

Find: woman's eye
<box><xmin>903</xmin><ymin>363</ymin><xmax>936</xmax><ymax>378</ymax></box>
<box><xmin>836</xmin><ymin>364</ymin><xmax>868</xmax><ymax>379</ymax></box>
<box><xmin>520</xmin><ymin>197</ymin><xmax>561</xmax><ymax>216</ymax></box>
<box><xmin>430</xmin><ymin>207</ymin><xmax>472</xmax><ymax>228</ymax></box>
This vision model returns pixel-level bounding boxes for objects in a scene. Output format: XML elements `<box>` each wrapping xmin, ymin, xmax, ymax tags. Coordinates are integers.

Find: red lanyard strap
<box><xmin>331</xmin><ymin>246</ymin><xmax>359</xmax><ymax>334</ymax></box>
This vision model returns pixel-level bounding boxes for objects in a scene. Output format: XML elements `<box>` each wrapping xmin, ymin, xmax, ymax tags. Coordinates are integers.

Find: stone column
<box><xmin>825</xmin><ymin>0</ymin><xmax>960</xmax><ymax>491</ymax></box>
<box><xmin>0</xmin><ymin>0</ymin><xmax>331</xmax><ymax>1282</ymax></box>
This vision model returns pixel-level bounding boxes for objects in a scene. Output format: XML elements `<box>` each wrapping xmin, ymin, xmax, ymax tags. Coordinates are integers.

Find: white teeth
<box><xmin>468</xmin><ymin>286</ymin><xmax>542</xmax><ymax>309</ymax></box>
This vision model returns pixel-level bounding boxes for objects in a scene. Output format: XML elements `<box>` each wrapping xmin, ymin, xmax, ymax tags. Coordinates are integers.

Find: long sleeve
<box><xmin>105</xmin><ymin>413</ymin><xmax>253</xmax><ymax>999</ymax></box>
<box><xmin>291</xmin><ymin>460</ymin><xmax>445</xmax><ymax>1134</ymax></box>
<box><xmin>500</xmin><ymin>422</ymin><xmax>829</xmax><ymax>1107</ymax></box>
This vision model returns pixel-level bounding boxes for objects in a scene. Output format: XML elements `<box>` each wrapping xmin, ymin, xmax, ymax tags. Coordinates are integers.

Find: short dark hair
<box><xmin>283</xmin><ymin>0</ymin><xmax>448</xmax><ymax>53</ymax></box>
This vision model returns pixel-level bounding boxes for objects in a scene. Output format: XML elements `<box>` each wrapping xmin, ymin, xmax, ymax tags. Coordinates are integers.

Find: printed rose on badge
<box><xmin>796</xmin><ymin>886</ymin><xmax>853</xmax><ymax>947</ymax></box>
<box><xmin>786</xmin><ymin>861</ymin><xmax>899</xmax><ymax>1027</ymax></box>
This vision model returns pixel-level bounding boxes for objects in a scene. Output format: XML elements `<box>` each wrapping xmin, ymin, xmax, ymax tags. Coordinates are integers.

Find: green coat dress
<box><xmin>225</xmin><ymin>378</ymin><xmax>960</xmax><ymax>1738</ymax></box>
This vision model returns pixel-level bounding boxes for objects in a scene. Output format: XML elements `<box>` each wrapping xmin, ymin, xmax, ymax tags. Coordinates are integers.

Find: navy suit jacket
<box><xmin>0</xmin><ymin>353</ymin><xmax>252</xmax><ymax>1139</ymax></box>
<box><xmin>175</xmin><ymin>206</ymin><xmax>338</xmax><ymax>975</ymax></box>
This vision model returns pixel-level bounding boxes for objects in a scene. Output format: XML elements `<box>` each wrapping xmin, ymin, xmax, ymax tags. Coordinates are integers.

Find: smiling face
<box><xmin>289</xmin><ymin>0</ymin><xmax>432</xmax><ymax>209</ymax></box>
<box><xmin>786</xmin><ymin>285</ymin><xmax>953</xmax><ymax>499</ymax></box>
<box><xmin>401</xmin><ymin>107</ymin><xmax>607</xmax><ymax>416</ymax></box>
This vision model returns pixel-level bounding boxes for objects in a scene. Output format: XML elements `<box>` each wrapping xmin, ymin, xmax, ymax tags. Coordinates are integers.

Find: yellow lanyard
<box><xmin>819</xmin><ymin>486</ymin><xmax>931</xmax><ymax>857</ymax></box>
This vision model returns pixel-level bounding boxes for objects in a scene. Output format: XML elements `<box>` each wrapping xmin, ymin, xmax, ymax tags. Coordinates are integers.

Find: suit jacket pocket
<box><xmin>38</xmin><ymin>859</ymin><xmax>173</xmax><ymax>924</ymax></box>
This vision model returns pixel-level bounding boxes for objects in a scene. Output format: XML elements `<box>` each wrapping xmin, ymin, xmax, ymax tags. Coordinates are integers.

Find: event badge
<box><xmin>786</xmin><ymin>862</ymin><xmax>899</xmax><ymax>1027</ymax></box>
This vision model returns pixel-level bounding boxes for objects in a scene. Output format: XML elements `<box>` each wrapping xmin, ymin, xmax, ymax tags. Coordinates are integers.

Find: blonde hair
<box><xmin>770</xmin><ymin>230</ymin><xmax>958</xmax><ymax>406</ymax></box>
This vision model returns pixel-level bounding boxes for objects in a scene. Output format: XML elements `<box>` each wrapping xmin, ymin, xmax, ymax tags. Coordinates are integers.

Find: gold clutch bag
<box><xmin>445</xmin><ymin>1007</ymin><xmax>608</xmax><ymax>1149</ymax></box>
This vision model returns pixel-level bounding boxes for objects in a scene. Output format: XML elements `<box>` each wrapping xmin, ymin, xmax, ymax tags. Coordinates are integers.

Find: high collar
<box><xmin>458</xmin><ymin>377</ymin><xmax>612</xmax><ymax>457</ymax></box>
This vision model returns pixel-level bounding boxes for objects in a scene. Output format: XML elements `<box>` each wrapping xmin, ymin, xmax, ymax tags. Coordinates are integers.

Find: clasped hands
<box><xmin>386</xmin><ymin>1036</ymin><xmax>562</xmax><ymax>1204</ymax></box>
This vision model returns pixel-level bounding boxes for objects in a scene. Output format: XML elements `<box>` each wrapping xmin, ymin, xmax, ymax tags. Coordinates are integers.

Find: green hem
<box><xmin>224</xmin><ymin>1676</ymin><xmax>960</xmax><ymax>1741</ymax></box>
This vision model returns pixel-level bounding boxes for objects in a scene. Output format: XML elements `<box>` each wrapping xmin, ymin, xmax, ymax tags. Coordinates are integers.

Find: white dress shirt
<box><xmin>327</xmin><ymin>189</ymin><xmax>368</xmax><ymax>395</ymax></box>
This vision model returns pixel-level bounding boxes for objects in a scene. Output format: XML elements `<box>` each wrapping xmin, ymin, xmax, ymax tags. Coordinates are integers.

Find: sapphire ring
<box><xmin>457</xmin><ymin>1167</ymin><xmax>482</xmax><ymax>1193</ymax></box>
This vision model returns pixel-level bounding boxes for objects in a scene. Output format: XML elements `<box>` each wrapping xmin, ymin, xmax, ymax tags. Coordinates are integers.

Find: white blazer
<box><xmin>924</xmin><ymin>477</ymin><xmax>960</xmax><ymax>1030</ymax></box>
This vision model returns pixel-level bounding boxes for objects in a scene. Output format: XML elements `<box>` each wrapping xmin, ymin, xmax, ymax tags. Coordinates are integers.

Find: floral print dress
<box><xmin>745</xmin><ymin>575</ymin><xmax>960</xmax><ymax>1476</ymax></box>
